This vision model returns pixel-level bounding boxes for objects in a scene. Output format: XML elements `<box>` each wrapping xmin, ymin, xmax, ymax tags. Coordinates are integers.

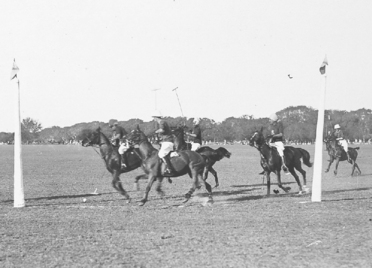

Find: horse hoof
<box><xmin>273</xmin><ymin>189</ymin><xmax>279</xmax><ymax>194</ymax></box>
<box><xmin>214</xmin><ymin>184</ymin><xmax>219</xmax><ymax>188</ymax></box>
<box><xmin>182</xmin><ymin>198</ymin><xmax>190</xmax><ymax>204</ymax></box>
<box><xmin>138</xmin><ymin>199</ymin><xmax>147</xmax><ymax>206</ymax></box>
<box><xmin>126</xmin><ymin>198</ymin><xmax>131</xmax><ymax>204</ymax></box>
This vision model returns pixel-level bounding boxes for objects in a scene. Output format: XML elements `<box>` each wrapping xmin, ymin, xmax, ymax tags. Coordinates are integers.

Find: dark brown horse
<box><xmin>172</xmin><ymin>125</ymin><xmax>192</xmax><ymax>151</ymax></box>
<box><xmin>81</xmin><ymin>128</ymin><xmax>145</xmax><ymax>202</ymax></box>
<box><xmin>324</xmin><ymin>135</ymin><xmax>361</xmax><ymax>176</ymax></box>
<box><xmin>249</xmin><ymin>128</ymin><xmax>313</xmax><ymax>195</ymax></box>
<box><xmin>172</xmin><ymin>125</ymin><xmax>231</xmax><ymax>187</ymax></box>
<box><xmin>127</xmin><ymin>126</ymin><xmax>212</xmax><ymax>206</ymax></box>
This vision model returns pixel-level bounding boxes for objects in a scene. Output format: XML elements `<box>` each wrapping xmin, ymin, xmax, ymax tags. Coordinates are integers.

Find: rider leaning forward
<box><xmin>268</xmin><ymin>113</ymin><xmax>289</xmax><ymax>174</ymax></box>
<box><xmin>109</xmin><ymin>119</ymin><xmax>129</xmax><ymax>168</ymax></box>
<box><xmin>333</xmin><ymin>124</ymin><xmax>351</xmax><ymax>162</ymax></box>
<box><xmin>152</xmin><ymin>112</ymin><xmax>176</xmax><ymax>174</ymax></box>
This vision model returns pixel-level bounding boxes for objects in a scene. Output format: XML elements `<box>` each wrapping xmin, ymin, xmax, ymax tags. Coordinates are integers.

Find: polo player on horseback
<box><xmin>333</xmin><ymin>124</ymin><xmax>351</xmax><ymax>162</ymax></box>
<box><xmin>109</xmin><ymin>119</ymin><xmax>129</xmax><ymax>168</ymax></box>
<box><xmin>268</xmin><ymin>113</ymin><xmax>289</xmax><ymax>174</ymax></box>
<box><xmin>186</xmin><ymin>117</ymin><xmax>202</xmax><ymax>151</ymax></box>
<box><xmin>152</xmin><ymin>112</ymin><xmax>176</xmax><ymax>174</ymax></box>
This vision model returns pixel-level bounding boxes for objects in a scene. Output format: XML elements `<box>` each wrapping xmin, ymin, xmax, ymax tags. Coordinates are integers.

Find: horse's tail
<box><xmin>298</xmin><ymin>148</ymin><xmax>313</xmax><ymax>167</ymax></box>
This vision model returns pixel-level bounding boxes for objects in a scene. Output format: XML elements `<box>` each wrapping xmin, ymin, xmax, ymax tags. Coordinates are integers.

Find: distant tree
<box><xmin>21</xmin><ymin>117</ymin><xmax>43</xmax><ymax>142</ymax></box>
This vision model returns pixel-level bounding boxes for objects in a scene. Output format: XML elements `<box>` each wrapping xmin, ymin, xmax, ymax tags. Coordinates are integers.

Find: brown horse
<box><xmin>81</xmin><ymin>128</ymin><xmax>145</xmax><ymax>202</ymax></box>
<box><xmin>172</xmin><ymin>125</ymin><xmax>231</xmax><ymax>187</ymax></box>
<box><xmin>195</xmin><ymin>146</ymin><xmax>231</xmax><ymax>188</ymax></box>
<box><xmin>127</xmin><ymin>126</ymin><xmax>212</xmax><ymax>206</ymax></box>
<box><xmin>249</xmin><ymin>128</ymin><xmax>312</xmax><ymax>195</ymax></box>
<box><xmin>324</xmin><ymin>135</ymin><xmax>361</xmax><ymax>176</ymax></box>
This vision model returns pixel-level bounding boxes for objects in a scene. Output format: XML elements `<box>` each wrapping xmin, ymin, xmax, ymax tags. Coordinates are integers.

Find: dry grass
<box><xmin>1</xmin><ymin>144</ymin><xmax>372</xmax><ymax>267</ymax></box>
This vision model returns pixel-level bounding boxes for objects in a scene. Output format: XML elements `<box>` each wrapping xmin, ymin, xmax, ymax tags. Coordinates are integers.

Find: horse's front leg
<box><xmin>276</xmin><ymin>170</ymin><xmax>291</xmax><ymax>193</ymax></box>
<box><xmin>325</xmin><ymin>157</ymin><xmax>334</xmax><ymax>173</ymax></box>
<box><xmin>266</xmin><ymin>173</ymin><xmax>271</xmax><ymax>196</ymax></box>
<box><xmin>155</xmin><ymin>177</ymin><xmax>165</xmax><ymax>199</ymax></box>
<box><xmin>208</xmin><ymin>167</ymin><xmax>219</xmax><ymax>188</ymax></box>
<box><xmin>139</xmin><ymin>174</ymin><xmax>157</xmax><ymax>206</ymax></box>
<box><xmin>112</xmin><ymin>171</ymin><xmax>130</xmax><ymax>203</ymax></box>
<box><xmin>334</xmin><ymin>158</ymin><xmax>341</xmax><ymax>175</ymax></box>
<box><xmin>133</xmin><ymin>174</ymin><xmax>147</xmax><ymax>191</ymax></box>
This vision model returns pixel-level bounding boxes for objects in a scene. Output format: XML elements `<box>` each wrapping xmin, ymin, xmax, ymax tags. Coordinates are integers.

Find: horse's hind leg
<box><xmin>295</xmin><ymin>163</ymin><xmax>309</xmax><ymax>193</ymax></box>
<box><xmin>289</xmin><ymin>167</ymin><xmax>304</xmax><ymax>194</ymax></box>
<box><xmin>352</xmin><ymin>162</ymin><xmax>361</xmax><ymax>176</ymax></box>
<box><xmin>112</xmin><ymin>172</ymin><xmax>130</xmax><ymax>202</ymax></box>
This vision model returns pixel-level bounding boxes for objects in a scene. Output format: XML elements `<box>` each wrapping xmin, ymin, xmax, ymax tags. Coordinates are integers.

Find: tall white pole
<box><xmin>14</xmin><ymin>79</ymin><xmax>25</xmax><ymax>208</ymax></box>
<box><xmin>311</xmin><ymin>75</ymin><xmax>327</xmax><ymax>202</ymax></box>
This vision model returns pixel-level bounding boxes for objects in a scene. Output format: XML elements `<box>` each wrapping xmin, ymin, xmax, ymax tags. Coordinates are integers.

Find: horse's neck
<box><xmin>259</xmin><ymin>143</ymin><xmax>274</xmax><ymax>159</ymax></box>
<box><xmin>138</xmin><ymin>140</ymin><xmax>157</xmax><ymax>159</ymax></box>
<box><xmin>99</xmin><ymin>133</ymin><xmax>114</xmax><ymax>156</ymax></box>
<box><xmin>174</xmin><ymin>133</ymin><xmax>186</xmax><ymax>150</ymax></box>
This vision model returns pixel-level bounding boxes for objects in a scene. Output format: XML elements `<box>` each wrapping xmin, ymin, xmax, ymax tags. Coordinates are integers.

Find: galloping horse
<box><xmin>127</xmin><ymin>126</ymin><xmax>212</xmax><ymax>206</ymax></box>
<box><xmin>324</xmin><ymin>134</ymin><xmax>361</xmax><ymax>176</ymax></box>
<box><xmin>249</xmin><ymin>128</ymin><xmax>313</xmax><ymax>195</ymax></box>
<box><xmin>195</xmin><ymin>146</ymin><xmax>231</xmax><ymax>188</ymax></box>
<box><xmin>81</xmin><ymin>128</ymin><xmax>144</xmax><ymax>202</ymax></box>
<box><xmin>172</xmin><ymin>125</ymin><xmax>231</xmax><ymax>187</ymax></box>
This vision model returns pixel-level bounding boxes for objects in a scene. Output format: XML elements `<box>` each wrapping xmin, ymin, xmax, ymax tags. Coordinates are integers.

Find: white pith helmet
<box><xmin>152</xmin><ymin>110</ymin><xmax>163</xmax><ymax>118</ymax></box>
<box><xmin>193</xmin><ymin>117</ymin><xmax>201</xmax><ymax>124</ymax></box>
<box><xmin>269</xmin><ymin>113</ymin><xmax>278</xmax><ymax>121</ymax></box>
<box><xmin>334</xmin><ymin>124</ymin><xmax>341</xmax><ymax>129</ymax></box>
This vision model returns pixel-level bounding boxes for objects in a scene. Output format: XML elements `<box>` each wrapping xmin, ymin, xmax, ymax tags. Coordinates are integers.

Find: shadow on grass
<box><xmin>0</xmin><ymin>192</ymin><xmax>116</xmax><ymax>204</ymax></box>
<box><xmin>231</xmin><ymin>181</ymin><xmax>295</xmax><ymax>188</ymax></box>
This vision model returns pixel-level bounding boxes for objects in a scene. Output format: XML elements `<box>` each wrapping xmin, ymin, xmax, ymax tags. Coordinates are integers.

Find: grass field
<box><xmin>1</xmin><ymin>144</ymin><xmax>372</xmax><ymax>267</ymax></box>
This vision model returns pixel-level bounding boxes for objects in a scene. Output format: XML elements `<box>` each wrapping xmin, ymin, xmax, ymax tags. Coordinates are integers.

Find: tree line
<box><xmin>1</xmin><ymin>106</ymin><xmax>372</xmax><ymax>144</ymax></box>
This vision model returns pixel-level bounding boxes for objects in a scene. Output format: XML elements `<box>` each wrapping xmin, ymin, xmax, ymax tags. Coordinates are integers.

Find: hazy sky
<box><xmin>1</xmin><ymin>1</ymin><xmax>372</xmax><ymax>132</ymax></box>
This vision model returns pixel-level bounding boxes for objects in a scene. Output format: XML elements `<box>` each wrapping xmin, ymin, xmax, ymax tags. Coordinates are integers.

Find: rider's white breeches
<box><xmin>158</xmin><ymin>142</ymin><xmax>174</xmax><ymax>158</ymax></box>
<box><xmin>338</xmin><ymin>139</ymin><xmax>348</xmax><ymax>152</ymax></box>
<box><xmin>191</xmin><ymin>142</ymin><xmax>201</xmax><ymax>151</ymax></box>
<box><xmin>270</xmin><ymin>141</ymin><xmax>285</xmax><ymax>157</ymax></box>
<box><xmin>118</xmin><ymin>143</ymin><xmax>129</xmax><ymax>154</ymax></box>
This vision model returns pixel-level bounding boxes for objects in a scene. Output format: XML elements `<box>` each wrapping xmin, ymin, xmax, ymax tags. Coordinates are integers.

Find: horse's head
<box><xmin>127</xmin><ymin>126</ymin><xmax>148</xmax><ymax>146</ymax></box>
<box><xmin>81</xmin><ymin>128</ymin><xmax>101</xmax><ymax>147</ymax></box>
<box><xmin>216</xmin><ymin>147</ymin><xmax>232</xmax><ymax>158</ymax></box>
<box><xmin>172</xmin><ymin>125</ymin><xmax>188</xmax><ymax>138</ymax></box>
<box><xmin>248</xmin><ymin>128</ymin><xmax>265</xmax><ymax>148</ymax></box>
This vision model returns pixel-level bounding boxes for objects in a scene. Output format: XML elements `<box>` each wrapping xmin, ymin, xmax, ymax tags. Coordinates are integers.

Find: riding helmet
<box><xmin>334</xmin><ymin>124</ymin><xmax>341</xmax><ymax>129</ymax></box>
<box><xmin>269</xmin><ymin>113</ymin><xmax>278</xmax><ymax>121</ymax></box>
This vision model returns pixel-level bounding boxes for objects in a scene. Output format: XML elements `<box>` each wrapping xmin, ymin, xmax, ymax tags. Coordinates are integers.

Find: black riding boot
<box><xmin>162</xmin><ymin>156</ymin><xmax>175</xmax><ymax>174</ymax></box>
<box><xmin>121</xmin><ymin>154</ymin><xmax>127</xmax><ymax>168</ymax></box>
<box><xmin>346</xmin><ymin>151</ymin><xmax>352</xmax><ymax>163</ymax></box>
<box><xmin>281</xmin><ymin>156</ymin><xmax>289</xmax><ymax>174</ymax></box>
